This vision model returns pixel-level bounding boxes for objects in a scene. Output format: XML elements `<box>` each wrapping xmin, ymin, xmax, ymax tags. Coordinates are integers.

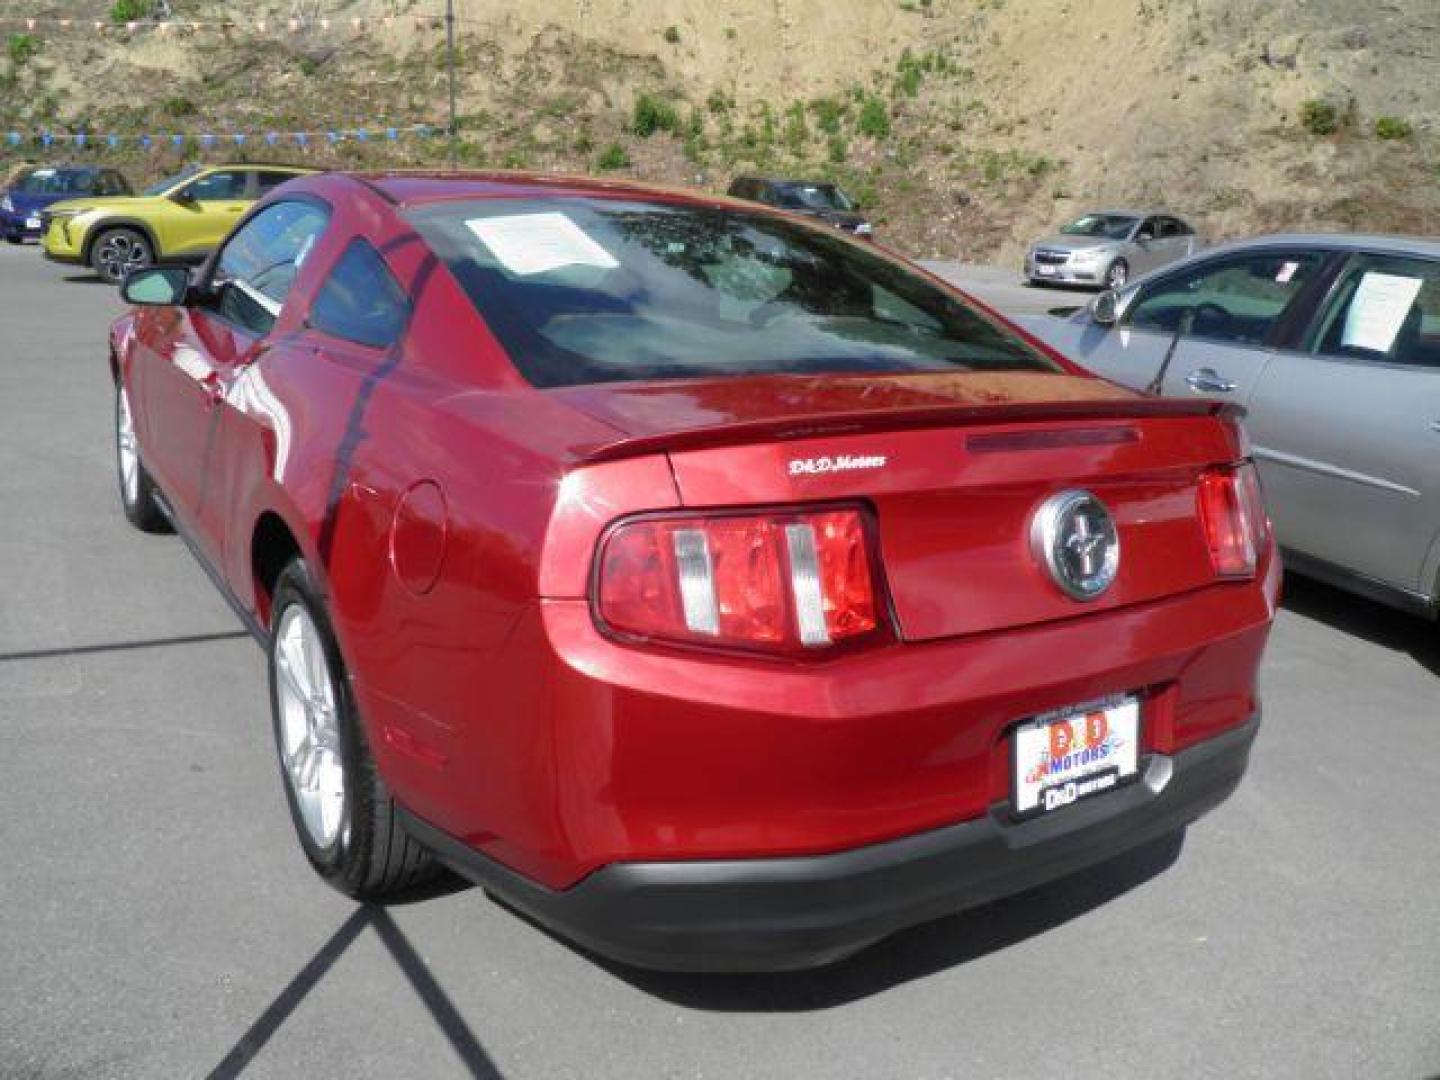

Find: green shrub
<box><xmin>827</xmin><ymin>136</ymin><xmax>848</xmax><ymax>164</ymax></box>
<box><xmin>895</xmin><ymin>49</ymin><xmax>924</xmax><ymax>97</ymax></box>
<box><xmin>1299</xmin><ymin>99</ymin><xmax>1339</xmax><ymax>135</ymax></box>
<box><xmin>810</xmin><ymin>96</ymin><xmax>846</xmax><ymax>136</ymax></box>
<box><xmin>162</xmin><ymin>96</ymin><xmax>196</xmax><ymax>118</ymax></box>
<box><xmin>7</xmin><ymin>33</ymin><xmax>39</xmax><ymax>65</ymax></box>
<box><xmin>1375</xmin><ymin>115</ymin><xmax>1412</xmax><ymax>140</ymax></box>
<box><xmin>858</xmin><ymin>95</ymin><xmax>891</xmax><ymax>139</ymax></box>
<box><xmin>110</xmin><ymin>0</ymin><xmax>152</xmax><ymax>23</ymax></box>
<box><xmin>706</xmin><ymin>89</ymin><xmax>733</xmax><ymax>114</ymax></box>
<box><xmin>596</xmin><ymin>142</ymin><xmax>631</xmax><ymax>170</ymax></box>
<box><xmin>632</xmin><ymin>92</ymin><xmax>680</xmax><ymax>137</ymax></box>
<box><xmin>662</xmin><ymin>25</ymin><xmax>680</xmax><ymax>44</ymax></box>
<box><xmin>573</xmin><ymin>129</ymin><xmax>595</xmax><ymax>154</ymax></box>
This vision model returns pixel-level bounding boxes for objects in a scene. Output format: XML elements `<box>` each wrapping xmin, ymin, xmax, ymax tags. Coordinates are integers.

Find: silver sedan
<box><xmin>1018</xmin><ymin>233</ymin><xmax>1440</xmax><ymax>619</ymax></box>
<box><xmin>1025</xmin><ymin>210</ymin><xmax>1201</xmax><ymax>290</ymax></box>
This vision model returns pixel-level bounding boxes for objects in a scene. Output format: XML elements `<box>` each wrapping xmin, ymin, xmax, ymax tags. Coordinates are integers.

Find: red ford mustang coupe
<box><xmin>110</xmin><ymin>171</ymin><xmax>1277</xmax><ymax>971</ymax></box>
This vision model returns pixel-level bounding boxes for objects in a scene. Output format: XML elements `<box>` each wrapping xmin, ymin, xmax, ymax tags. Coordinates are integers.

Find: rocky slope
<box><xmin>1</xmin><ymin>0</ymin><xmax>1435</xmax><ymax>261</ymax></box>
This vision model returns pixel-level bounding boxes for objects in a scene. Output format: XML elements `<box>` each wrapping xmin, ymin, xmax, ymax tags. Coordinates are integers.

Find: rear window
<box><xmin>407</xmin><ymin>198</ymin><xmax>1058</xmax><ymax>387</ymax></box>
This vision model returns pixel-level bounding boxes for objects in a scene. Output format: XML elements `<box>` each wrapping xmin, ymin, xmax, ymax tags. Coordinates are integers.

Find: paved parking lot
<box><xmin>2</xmin><ymin>241</ymin><xmax>1439</xmax><ymax>1080</ymax></box>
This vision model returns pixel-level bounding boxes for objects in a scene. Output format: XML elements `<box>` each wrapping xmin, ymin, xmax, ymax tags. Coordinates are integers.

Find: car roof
<box><xmin>199</xmin><ymin>162</ymin><xmax>315</xmax><ymax>172</ymax></box>
<box><xmin>349</xmin><ymin>170</ymin><xmax>739</xmax><ymax>209</ymax></box>
<box><xmin>1074</xmin><ymin>208</ymin><xmax>1171</xmax><ymax>219</ymax></box>
<box><xmin>1210</xmin><ymin>232</ymin><xmax>1440</xmax><ymax>258</ymax></box>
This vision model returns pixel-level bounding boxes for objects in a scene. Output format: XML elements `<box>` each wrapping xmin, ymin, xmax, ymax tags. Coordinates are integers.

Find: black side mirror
<box><xmin>168</xmin><ymin>187</ymin><xmax>197</xmax><ymax>205</ymax></box>
<box><xmin>121</xmin><ymin>265</ymin><xmax>191</xmax><ymax>306</ymax></box>
<box><xmin>1091</xmin><ymin>289</ymin><xmax>1121</xmax><ymax>327</ymax></box>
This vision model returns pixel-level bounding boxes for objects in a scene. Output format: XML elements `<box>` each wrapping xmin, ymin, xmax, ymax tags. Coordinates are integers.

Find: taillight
<box><xmin>1197</xmin><ymin>463</ymin><xmax>1269</xmax><ymax>578</ymax></box>
<box><xmin>594</xmin><ymin>507</ymin><xmax>885</xmax><ymax>655</ymax></box>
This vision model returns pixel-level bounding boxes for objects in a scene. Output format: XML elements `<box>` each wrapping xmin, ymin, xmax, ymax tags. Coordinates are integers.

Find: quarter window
<box><xmin>1308</xmin><ymin>255</ymin><xmax>1440</xmax><ymax>368</ymax></box>
<box><xmin>212</xmin><ymin>199</ymin><xmax>330</xmax><ymax>335</ymax></box>
<box><xmin>309</xmin><ymin>238</ymin><xmax>410</xmax><ymax>350</ymax></box>
<box><xmin>1127</xmin><ymin>251</ymin><xmax>1324</xmax><ymax>345</ymax></box>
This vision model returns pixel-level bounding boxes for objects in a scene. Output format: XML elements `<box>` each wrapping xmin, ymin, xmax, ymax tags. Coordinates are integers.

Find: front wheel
<box><xmin>1104</xmin><ymin>259</ymin><xmax>1129</xmax><ymax>290</ymax></box>
<box><xmin>269</xmin><ymin>559</ymin><xmax>436</xmax><ymax>897</ymax></box>
<box><xmin>90</xmin><ymin>227</ymin><xmax>152</xmax><ymax>284</ymax></box>
<box><xmin>115</xmin><ymin>381</ymin><xmax>170</xmax><ymax>533</ymax></box>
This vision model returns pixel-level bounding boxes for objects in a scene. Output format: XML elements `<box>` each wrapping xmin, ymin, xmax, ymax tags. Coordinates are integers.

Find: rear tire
<box><xmin>115</xmin><ymin>381</ymin><xmax>170</xmax><ymax>533</ymax></box>
<box><xmin>268</xmin><ymin>558</ymin><xmax>436</xmax><ymax>898</ymax></box>
<box><xmin>90</xmin><ymin>226</ymin><xmax>152</xmax><ymax>284</ymax></box>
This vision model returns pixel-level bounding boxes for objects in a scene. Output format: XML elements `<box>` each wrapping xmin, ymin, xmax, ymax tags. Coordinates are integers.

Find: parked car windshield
<box><xmin>408</xmin><ymin>198</ymin><xmax>1061</xmax><ymax>387</ymax></box>
<box><xmin>144</xmin><ymin>167</ymin><xmax>198</xmax><ymax>196</ymax></box>
<box><xmin>1061</xmin><ymin>214</ymin><xmax>1138</xmax><ymax>240</ymax></box>
<box><xmin>772</xmin><ymin>183</ymin><xmax>854</xmax><ymax>212</ymax></box>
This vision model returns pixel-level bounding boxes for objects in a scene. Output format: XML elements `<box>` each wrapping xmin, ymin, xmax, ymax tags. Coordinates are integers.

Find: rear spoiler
<box><xmin>582</xmin><ymin>397</ymin><xmax>1245</xmax><ymax>464</ymax></box>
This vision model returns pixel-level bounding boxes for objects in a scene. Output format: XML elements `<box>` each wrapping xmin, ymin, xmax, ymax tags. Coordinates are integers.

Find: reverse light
<box><xmin>595</xmin><ymin>507</ymin><xmax>885</xmax><ymax>655</ymax></box>
<box><xmin>1198</xmin><ymin>463</ymin><xmax>1269</xmax><ymax>578</ymax></box>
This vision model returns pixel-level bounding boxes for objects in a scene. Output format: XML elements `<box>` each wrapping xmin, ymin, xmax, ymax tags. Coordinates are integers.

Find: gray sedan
<box><xmin>1019</xmin><ymin>234</ymin><xmax>1440</xmax><ymax>618</ymax></box>
<box><xmin>1025</xmin><ymin>210</ymin><xmax>1201</xmax><ymax>290</ymax></box>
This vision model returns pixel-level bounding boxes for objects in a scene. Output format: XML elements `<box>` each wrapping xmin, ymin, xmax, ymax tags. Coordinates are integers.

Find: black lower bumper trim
<box><xmin>400</xmin><ymin>712</ymin><xmax>1259</xmax><ymax>972</ymax></box>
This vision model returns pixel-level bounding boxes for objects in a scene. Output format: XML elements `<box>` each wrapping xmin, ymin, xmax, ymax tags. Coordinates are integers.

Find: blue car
<box><xmin>2</xmin><ymin>165</ymin><xmax>132</xmax><ymax>243</ymax></box>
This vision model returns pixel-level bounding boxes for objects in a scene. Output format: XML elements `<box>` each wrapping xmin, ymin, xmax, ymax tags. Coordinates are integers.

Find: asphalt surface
<box><xmin>2</xmin><ymin>244</ymin><xmax>1438</xmax><ymax>1080</ymax></box>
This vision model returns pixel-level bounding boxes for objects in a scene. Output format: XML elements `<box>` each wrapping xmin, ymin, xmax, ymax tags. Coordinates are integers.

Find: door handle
<box><xmin>1185</xmin><ymin>367</ymin><xmax>1237</xmax><ymax>394</ymax></box>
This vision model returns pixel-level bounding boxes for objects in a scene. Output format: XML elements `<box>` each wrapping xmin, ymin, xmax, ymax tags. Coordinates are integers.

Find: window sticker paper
<box><xmin>466</xmin><ymin>212</ymin><xmax>619</xmax><ymax>276</ymax></box>
<box><xmin>1275</xmin><ymin>261</ymin><xmax>1298</xmax><ymax>284</ymax></box>
<box><xmin>1342</xmin><ymin>272</ymin><xmax>1424</xmax><ymax>354</ymax></box>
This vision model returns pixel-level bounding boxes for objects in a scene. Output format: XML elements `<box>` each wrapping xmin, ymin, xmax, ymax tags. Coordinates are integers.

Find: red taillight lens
<box><xmin>1198</xmin><ymin>463</ymin><xmax>1269</xmax><ymax>578</ymax></box>
<box><xmin>595</xmin><ymin>508</ymin><xmax>884</xmax><ymax>654</ymax></box>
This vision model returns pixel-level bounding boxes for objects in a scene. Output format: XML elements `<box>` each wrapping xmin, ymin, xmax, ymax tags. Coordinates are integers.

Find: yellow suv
<box><xmin>42</xmin><ymin>162</ymin><xmax>316</xmax><ymax>283</ymax></box>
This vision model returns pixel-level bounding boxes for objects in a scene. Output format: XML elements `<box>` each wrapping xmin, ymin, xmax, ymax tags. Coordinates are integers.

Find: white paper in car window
<box><xmin>1342</xmin><ymin>272</ymin><xmax>1424</xmax><ymax>353</ymax></box>
<box><xmin>465</xmin><ymin>211</ymin><xmax>618</xmax><ymax>276</ymax></box>
<box><xmin>1275</xmin><ymin>261</ymin><xmax>1298</xmax><ymax>284</ymax></box>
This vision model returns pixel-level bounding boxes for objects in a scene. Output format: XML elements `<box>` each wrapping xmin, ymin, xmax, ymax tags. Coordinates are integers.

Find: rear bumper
<box><xmin>41</xmin><ymin>248</ymin><xmax>82</xmax><ymax>265</ymax></box>
<box><xmin>403</xmin><ymin>710</ymin><xmax>1258</xmax><ymax>971</ymax></box>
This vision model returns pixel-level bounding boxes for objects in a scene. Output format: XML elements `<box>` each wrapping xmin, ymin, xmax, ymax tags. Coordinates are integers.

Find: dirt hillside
<box><xmin>1</xmin><ymin>0</ymin><xmax>1436</xmax><ymax>261</ymax></box>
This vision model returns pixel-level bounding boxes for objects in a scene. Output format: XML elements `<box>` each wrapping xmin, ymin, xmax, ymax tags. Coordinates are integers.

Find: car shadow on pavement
<box><xmin>1280</xmin><ymin>572</ymin><xmax>1440</xmax><ymax>677</ymax></box>
<box><xmin>205</xmin><ymin>882</ymin><xmax>504</xmax><ymax>1080</ymax></box>
<box><xmin>600</xmin><ymin>829</ymin><xmax>1185</xmax><ymax>1012</ymax></box>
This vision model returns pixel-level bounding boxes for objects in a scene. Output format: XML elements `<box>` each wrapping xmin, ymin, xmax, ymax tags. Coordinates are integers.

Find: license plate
<box><xmin>25</xmin><ymin>216</ymin><xmax>40</xmax><ymax>230</ymax></box>
<box><xmin>1036</xmin><ymin>264</ymin><xmax>1056</xmax><ymax>276</ymax></box>
<box><xmin>1013</xmin><ymin>696</ymin><xmax>1140</xmax><ymax>817</ymax></box>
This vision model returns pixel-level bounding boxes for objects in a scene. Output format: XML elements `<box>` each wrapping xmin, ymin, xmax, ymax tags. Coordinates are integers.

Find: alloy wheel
<box><xmin>95</xmin><ymin>232</ymin><xmax>149</xmax><ymax>282</ymax></box>
<box><xmin>274</xmin><ymin>604</ymin><xmax>347</xmax><ymax>849</ymax></box>
<box><xmin>116</xmin><ymin>385</ymin><xmax>139</xmax><ymax>507</ymax></box>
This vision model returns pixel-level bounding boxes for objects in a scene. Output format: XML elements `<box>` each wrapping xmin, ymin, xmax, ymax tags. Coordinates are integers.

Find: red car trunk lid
<box><xmin>552</xmin><ymin>373</ymin><xmax>1243</xmax><ymax>642</ymax></box>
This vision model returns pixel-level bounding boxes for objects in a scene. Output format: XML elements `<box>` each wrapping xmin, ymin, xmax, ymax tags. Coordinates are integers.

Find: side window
<box><xmin>1168</xmin><ymin>217</ymin><xmax>1193</xmax><ymax>237</ymax></box>
<box><xmin>212</xmin><ymin>199</ymin><xmax>330</xmax><ymax>335</ymax></box>
<box><xmin>255</xmin><ymin>170</ymin><xmax>300</xmax><ymax>196</ymax></box>
<box><xmin>309</xmin><ymin>238</ymin><xmax>410</xmax><ymax>350</ymax></box>
<box><xmin>98</xmin><ymin>171</ymin><xmax>127</xmax><ymax>196</ymax></box>
<box><xmin>184</xmin><ymin>170</ymin><xmax>247</xmax><ymax>202</ymax></box>
<box><xmin>1135</xmin><ymin>217</ymin><xmax>1158</xmax><ymax>241</ymax></box>
<box><xmin>1127</xmin><ymin>251</ymin><xmax>1324</xmax><ymax>345</ymax></box>
<box><xmin>1309</xmin><ymin>255</ymin><xmax>1440</xmax><ymax>368</ymax></box>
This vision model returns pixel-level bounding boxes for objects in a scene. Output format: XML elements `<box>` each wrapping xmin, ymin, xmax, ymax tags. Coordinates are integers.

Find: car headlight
<box><xmin>1</xmin><ymin>196</ymin><xmax>12</xmax><ymax>213</ymax></box>
<box><xmin>46</xmin><ymin>207</ymin><xmax>84</xmax><ymax>219</ymax></box>
<box><xmin>854</xmin><ymin>222</ymin><xmax>873</xmax><ymax>236</ymax></box>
